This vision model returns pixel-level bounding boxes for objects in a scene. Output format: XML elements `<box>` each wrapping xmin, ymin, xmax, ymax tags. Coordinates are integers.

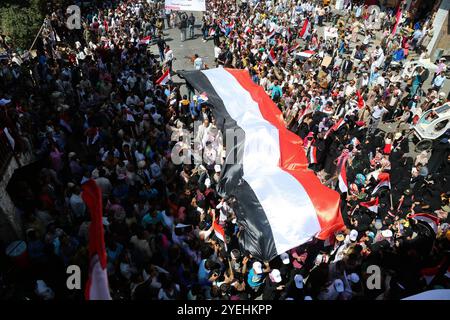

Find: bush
<box><xmin>0</xmin><ymin>0</ymin><xmax>45</xmax><ymax>50</ymax></box>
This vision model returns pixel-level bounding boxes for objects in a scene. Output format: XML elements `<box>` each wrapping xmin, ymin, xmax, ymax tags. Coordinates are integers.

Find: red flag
<box><xmin>296</xmin><ymin>50</ymin><xmax>316</xmax><ymax>59</ymax></box>
<box><xmin>356</xmin><ymin>90</ymin><xmax>365</xmax><ymax>109</ymax></box>
<box><xmin>372</xmin><ymin>172</ymin><xmax>391</xmax><ymax>195</ymax></box>
<box><xmin>325</xmin><ymin>117</ymin><xmax>345</xmax><ymax>139</ymax></box>
<box><xmin>338</xmin><ymin>158</ymin><xmax>348</xmax><ymax>193</ymax></box>
<box><xmin>82</xmin><ymin>179</ymin><xmax>111</xmax><ymax>300</ymax></box>
<box><xmin>410</xmin><ymin>213</ymin><xmax>440</xmax><ymax>234</ymax></box>
<box><xmin>267</xmin><ymin>28</ymin><xmax>276</xmax><ymax>39</ymax></box>
<box><xmin>139</xmin><ymin>35</ymin><xmax>152</xmax><ymax>45</ymax></box>
<box><xmin>103</xmin><ymin>19</ymin><xmax>109</xmax><ymax>33</ymax></box>
<box><xmin>213</xmin><ymin>220</ymin><xmax>227</xmax><ymax>250</ymax></box>
<box><xmin>289</xmin><ymin>42</ymin><xmax>301</xmax><ymax>53</ymax></box>
<box><xmin>268</xmin><ymin>48</ymin><xmax>277</xmax><ymax>65</ymax></box>
<box><xmin>156</xmin><ymin>69</ymin><xmax>170</xmax><ymax>85</ymax></box>
<box><xmin>391</xmin><ymin>7</ymin><xmax>403</xmax><ymax>36</ymax></box>
<box><xmin>308</xmin><ymin>145</ymin><xmax>317</xmax><ymax>164</ymax></box>
<box><xmin>299</xmin><ymin>19</ymin><xmax>311</xmax><ymax>39</ymax></box>
<box><xmin>360</xmin><ymin>197</ymin><xmax>379</xmax><ymax>213</ymax></box>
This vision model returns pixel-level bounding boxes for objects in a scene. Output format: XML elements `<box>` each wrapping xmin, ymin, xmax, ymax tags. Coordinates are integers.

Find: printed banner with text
<box><xmin>165</xmin><ymin>0</ymin><xmax>206</xmax><ymax>11</ymax></box>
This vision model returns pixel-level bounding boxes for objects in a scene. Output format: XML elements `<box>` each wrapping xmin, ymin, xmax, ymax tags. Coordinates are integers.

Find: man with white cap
<box><xmin>317</xmin><ymin>278</ymin><xmax>346</xmax><ymax>300</ymax></box>
<box><xmin>213</xmin><ymin>164</ymin><xmax>221</xmax><ymax>184</ymax></box>
<box><xmin>279</xmin><ymin>252</ymin><xmax>292</xmax><ymax>281</ymax></box>
<box><xmin>262</xmin><ymin>269</ymin><xmax>285</xmax><ymax>300</ymax></box>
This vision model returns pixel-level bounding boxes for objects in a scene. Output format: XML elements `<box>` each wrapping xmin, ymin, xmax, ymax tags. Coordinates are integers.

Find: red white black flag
<box><xmin>179</xmin><ymin>68</ymin><xmax>344</xmax><ymax>261</ymax></box>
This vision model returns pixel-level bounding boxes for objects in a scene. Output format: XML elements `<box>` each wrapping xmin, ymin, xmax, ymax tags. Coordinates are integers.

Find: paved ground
<box><xmin>148</xmin><ymin>12</ymin><xmax>214</xmax><ymax>95</ymax></box>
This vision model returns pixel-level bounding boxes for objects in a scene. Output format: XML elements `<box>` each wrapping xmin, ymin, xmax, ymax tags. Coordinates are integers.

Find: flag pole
<box><xmin>389</xmin><ymin>192</ymin><xmax>394</xmax><ymax>210</ymax></box>
<box><xmin>29</xmin><ymin>21</ymin><xmax>46</xmax><ymax>51</ymax></box>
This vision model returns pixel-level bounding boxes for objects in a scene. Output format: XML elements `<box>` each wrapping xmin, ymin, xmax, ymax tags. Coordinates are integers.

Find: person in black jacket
<box><xmin>341</xmin><ymin>56</ymin><xmax>354</xmax><ymax>81</ymax></box>
<box><xmin>156</xmin><ymin>35</ymin><xmax>166</xmax><ymax>62</ymax></box>
<box><xmin>262</xmin><ymin>269</ymin><xmax>284</xmax><ymax>300</ymax></box>
<box><xmin>188</xmin><ymin>13</ymin><xmax>196</xmax><ymax>39</ymax></box>
<box><xmin>179</xmin><ymin>12</ymin><xmax>188</xmax><ymax>42</ymax></box>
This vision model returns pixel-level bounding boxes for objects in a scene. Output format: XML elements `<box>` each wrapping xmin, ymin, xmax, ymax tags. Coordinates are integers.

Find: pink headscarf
<box><xmin>336</xmin><ymin>149</ymin><xmax>350</xmax><ymax>170</ymax></box>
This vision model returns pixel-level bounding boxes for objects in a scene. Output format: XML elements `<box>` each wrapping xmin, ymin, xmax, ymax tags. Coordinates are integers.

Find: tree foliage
<box><xmin>0</xmin><ymin>0</ymin><xmax>45</xmax><ymax>50</ymax></box>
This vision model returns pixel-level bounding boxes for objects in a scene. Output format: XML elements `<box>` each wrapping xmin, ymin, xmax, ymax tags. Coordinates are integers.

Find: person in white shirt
<box><xmin>369</xmin><ymin>104</ymin><xmax>388</xmax><ymax>134</ymax></box>
<box><xmin>376</xmin><ymin>72</ymin><xmax>386</xmax><ymax>88</ymax></box>
<box><xmin>195</xmin><ymin>118</ymin><xmax>212</xmax><ymax>147</ymax></box>
<box><xmin>69</xmin><ymin>186</ymin><xmax>86</xmax><ymax>220</ymax></box>
<box><xmin>344</xmin><ymin>79</ymin><xmax>357</xmax><ymax>98</ymax></box>
<box><xmin>126</xmin><ymin>94</ymin><xmax>140</xmax><ymax>106</ymax></box>
<box><xmin>193</xmin><ymin>54</ymin><xmax>204</xmax><ymax>70</ymax></box>
<box><xmin>214</xmin><ymin>45</ymin><xmax>222</xmax><ymax>66</ymax></box>
<box><xmin>150</xmin><ymin>107</ymin><xmax>162</xmax><ymax>125</ymax></box>
<box><xmin>164</xmin><ymin>46</ymin><xmax>174</xmax><ymax>71</ymax></box>
<box><xmin>95</xmin><ymin>169</ymin><xmax>112</xmax><ymax>198</ymax></box>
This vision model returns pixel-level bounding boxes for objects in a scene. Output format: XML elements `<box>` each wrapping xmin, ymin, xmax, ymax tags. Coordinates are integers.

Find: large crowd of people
<box><xmin>0</xmin><ymin>0</ymin><xmax>449</xmax><ymax>300</ymax></box>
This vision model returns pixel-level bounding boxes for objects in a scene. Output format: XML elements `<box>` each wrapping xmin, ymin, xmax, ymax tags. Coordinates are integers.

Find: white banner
<box><xmin>165</xmin><ymin>0</ymin><xmax>206</xmax><ymax>11</ymax></box>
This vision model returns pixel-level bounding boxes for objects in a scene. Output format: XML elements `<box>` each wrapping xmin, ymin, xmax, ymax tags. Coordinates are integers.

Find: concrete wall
<box><xmin>434</xmin><ymin>13</ymin><xmax>450</xmax><ymax>56</ymax></box>
<box><xmin>427</xmin><ymin>0</ymin><xmax>450</xmax><ymax>57</ymax></box>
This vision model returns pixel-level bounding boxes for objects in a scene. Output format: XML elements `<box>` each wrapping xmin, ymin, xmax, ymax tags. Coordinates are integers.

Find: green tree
<box><xmin>0</xmin><ymin>0</ymin><xmax>45</xmax><ymax>50</ymax></box>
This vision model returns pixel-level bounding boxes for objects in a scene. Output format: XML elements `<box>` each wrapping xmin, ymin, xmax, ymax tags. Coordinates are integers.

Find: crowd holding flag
<box><xmin>156</xmin><ymin>69</ymin><xmax>171</xmax><ymax>85</ymax></box>
<box><xmin>360</xmin><ymin>197</ymin><xmax>380</xmax><ymax>213</ymax></box>
<box><xmin>299</xmin><ymin>19</ymin><xmax>311</xmax><ymax>39</ymax></box>
<box><xmin>82</xmin><ymin>180</ymin><xmax>111</xmax><ymax>300</ymax></box>
<box><xmin>371</xmin><ymin>172</ymin><xmax>391</xmax><ymax>195</ymax></box>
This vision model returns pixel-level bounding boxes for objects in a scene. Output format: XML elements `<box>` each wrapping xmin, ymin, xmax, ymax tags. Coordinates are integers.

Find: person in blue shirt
<box><xmin>247</xmin><ymin>261</ymin><xmax>271</xmax><ymax>298</ymax></box>
<box><xmin>269</xmin><ymin>80</ymin><xmax>282</xmax><ymax>102</ymax></box>
<box><xmin>142</xmin><ymin>209</ymin><xmax>164</xmax><ymax>229</ymax></box>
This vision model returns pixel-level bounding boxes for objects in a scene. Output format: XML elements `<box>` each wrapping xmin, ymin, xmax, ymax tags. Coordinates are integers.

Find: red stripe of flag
<box><xmin>225</xmin><ymin>68</ymin><xmax>344</xmax><ymax>240</ymax></box>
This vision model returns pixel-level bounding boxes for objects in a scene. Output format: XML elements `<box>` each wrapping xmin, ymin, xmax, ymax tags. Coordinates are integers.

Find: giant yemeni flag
<box><xmin>179</xmin><ymin>68</ymin><xmax>344</xmax><ymax>261</ymax></box>
<box><xmin>299</xmin><ymin>19</ymin><xmax>311</xmax><ymax>40</ymax></box>
<box><xmin>81</xmin><ymin>179</ymin><xmax>111</xmax><ymax>300</ymax></box>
